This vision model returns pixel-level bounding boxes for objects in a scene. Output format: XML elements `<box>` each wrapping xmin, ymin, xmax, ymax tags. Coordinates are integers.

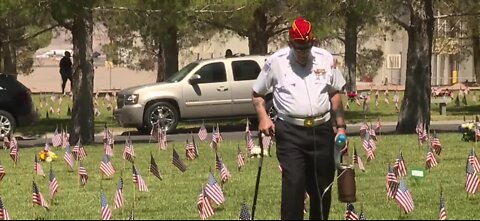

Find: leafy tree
<box><xmin>299</xmin><ymin>0</ymin><xmax>381</xmax><ymax>92</ymax></box>
<box><xmin>48</xmin><ymin>0</ymin><xmax>98</xmax><ymax>144</ymax></box>
<box><xmin>102</xmin><ymin>0</ymin><xmax>214</xmax><ymax>82</ymax></box>
<box><xmin>442</xmin><ymin>0</ymin><xmax>480</xmax><ymax>84</ymax></box>
<box><xmin>383</xmin><ymin>0</ymin><xmax>435</xmax><ymax>133</ymax></box>
<box><xmin>196</xmin><ymin>0</ymin><xmax>294</xmax><ymax>55</ymax></box>
<box><xmin>0</xmin><ymin>0</ymin><xmax>53</xmax><ymax>75</ymax></box>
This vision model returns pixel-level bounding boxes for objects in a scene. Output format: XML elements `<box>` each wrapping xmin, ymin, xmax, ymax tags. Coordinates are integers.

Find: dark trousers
<box><xmin>275</xmin><ymin>119</ymin><xmax>335</xmax><ymax>220</ymax></box>
<box><xmin>61</xmin><ymin>72</ymin><xmax>72</xmax><ymax>94</ymax></box>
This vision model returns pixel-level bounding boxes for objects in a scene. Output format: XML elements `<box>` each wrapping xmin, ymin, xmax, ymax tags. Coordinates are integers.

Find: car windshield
<box><xmin>166</xmin><ymin>62</ymin><xmax>199</xmax><ymax>83</ymax></box>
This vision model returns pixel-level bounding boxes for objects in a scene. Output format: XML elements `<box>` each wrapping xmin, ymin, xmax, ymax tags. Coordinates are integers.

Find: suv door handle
<box><xmin>217</xmin><ymin>86</ymin><xmax>228</xmax><ymax>92</ymax></box>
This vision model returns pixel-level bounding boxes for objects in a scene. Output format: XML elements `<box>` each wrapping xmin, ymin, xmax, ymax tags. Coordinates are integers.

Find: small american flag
<box><xmin>198</xmin><ymin>122</ymin><xmax>208</xmax><ymax>141</ymax></box>
<box><xmin>64</xmin><ymin>144</ymin><xmax>74</xmax><ymax>170</ymax></box>
<box><xmin>79</xmin><ymin>161</ymin><xmax>88</xmax><ymax>186</ymax></box>
<box><xmin>2</xmin><ymin>136</ymin><xmax>9</xmax><ymax>150</ymax></box>
<box><xmin>368</xmin><ymin>128</ymin><xmax>377</xmax><ymax>141</ymax></box>
<box><xmin>32</xmin><ymin>181</ymin><xmax>49</xmax><ymax>209</ymax></box>
<box><xmin>62</xmin><ymin>129</ymin><xmax>69</xmax><ymax>148</ymax></box>
<box><xmin>468</xmin><ymin>149</ymin><xmax>480</xmax><ymax>173</ymax></box>
<box><xmin>0</xmin><ymin>197</ymin><xmax>10</xmax><ymax>220</ymax></box>
<box><xmin>394</xmin><ymin>179</ymin><xmax>414</xmax><ymax>214</ymax></box>
<box><xmin>219</xmin><ymin>159</ymin><xmax>231</xmax><ymax>184</ymax></box>
<box><xmin>0</xmin><ymin>163</ymin><xmax>5</xmax><ymax>182</ymax></box>
<box><xmin>215</xmin><ymin>124</ymin><xmax>223</xmax><ymax>142</ymax></box>
<box><xmin>34</xmin><ymin>155</ymin><xmax>45</xmax><ymax>177</ymax></box>
<box><xmin>8</xmin><ymin>135</ymin><xmax>17</xmax><ymax>150</ymax></box>
<box><xmin>353</xmin><ymin>148</ymin><xmax>365</xmax><ymax>172</ymax></box>
<box><xmin>149</xmin><ymin>154</ymin><xmax>163</xmax><ymax>180</ymax></box>
<box><xmin>359</xmin><ymin>123</ymin><xmax>368</xmax><ymax>137</ymax></box>
<box><xmin>245</xmin><ymin>131</ymin><xmax>255</xmax><ymax>154</ymax></box>
<box><xmin>362</xmin><ymin>133</ymin><xmax>373</xmax><ymax>161</ymax></box>
<box><xmin>150</xmin><ymin>122</ymin><xmax>160</xmax><ymax>142</ymax></box>
<box><xmin>172</xmin><ymin>148</ymin><xmax>187</xmax><ymax>172</ymax></box>
<box><xmin>132</xmin><ymin>165</ymin><xmax>148</xmax><ymax>192</ymax></box>
<box><xmin>215</xmin><ymin>153</ymin><xmax>222</xmax><ymax>171</ymax></box>
<box><xmin>375</xmin><ymin>118</ymin><xmax>382</xmax><ymax>132</ymax></box>
<box><xmin>104</xmin><ymin>142</ymin><xmax>114</xmax><ymax>157</ymax></box>
<box><xmin>394</xmin><ymin>152</ymin><xmax>408</xmax><ymax>177</ymax></box>
<box><xmin>205</xmin><ymin>173</ymin><xmax>225</xmax><ymax>205</ymax></box>
<box><xmin>210</xmin><ymin>127</ymin><xmax>218</xmax><ymax>150</ymax></box>
<box><xmin>185</xmin><ymin>139</ymin><xmax>196</xmax><ymax>160</ymax></box>
<box><xmin>72</xmin><ymin>140</ymin><xmax>87</xmax><ymax>161</ymax></box>
<box><xmin>439</xmin><ymin>191</ymin><xmax>447</xmax><ymax>220</ymax></box>
<box><xmin>114</xmin><ymin>178</ymin><xmax>124</xmax><ymax>209</ymax></box>
<box><xmin>262</xmin><ymin>135</ymin><xmax>273</xmax><ymax>155</ymax></box>
<box><xmin>425</xmin><ymin>147</ymin><xmax>438</xmax><ymax>170</ymax></box>
<box><xmin>237</xmin><ymin>145</ymin><xmax>245</xmax><ymax>171</ymax></box>
<box><xmin>430</xmin><ymin>132</ymin><xmax>442</xmax><ymax>156</ymax></box>
<box><xmin>466</xmin><ymin>161</ymin><xmax>479</xmax><ymax>195</ymax></box>
<box><xmin>103</xmin><ymin>125</ymin><xmax>114</xmax><ymax>148</ymax></box>
<box><xmin>192</xmin><ymin>135</ymin><xmax>199</xmax><ymax>157</ymax></box>
<box><xmin>239</xmin><ymin>202</ymin><xmax>251</xmax><ymax>220</ymax></box>
<box><xmin>49</xmin><ymin>169</ymin><xmax>59</xmax><ymax>199</ymax></box>
<box><xmin>100</xmin><ymin>191</ymin><xmax>112</xmax><ymax>220</ymax></box>
<box><xmin>9</xmin><ymin>145</ymin><xmax>18</xmax><ymax>165</ymax></box>
<box><xmin>100</xmin><ymin>155</ymin><xmax>115</xmax><ymax>177</ymax></box>
<box><xmin>52</xmin><ymin>127</ymin><xmax>62</xmax><ymax>147</ymax></box>
<box><xmin>159</xmin><ymin>128</ymin><xmax>168</xmax><ymax>151</ymax></box>
<box><xmin>123</xmin><ymin>137</ymin><xmax>135</xmax><ymax>163</ymax></box>
<box><xmin>386</xmin><ymin>164</ymin><xmax>399</xmax><ymax>199</ymax></box>
<box><xmin>344</xmin><ymin>203</ymin><xmax>359</xmax><ymax>220</ymax></box>
<box><xmin>197</xmin><ymin>187</ymin><xmax>214</xmax><ymax>220</ymax></box>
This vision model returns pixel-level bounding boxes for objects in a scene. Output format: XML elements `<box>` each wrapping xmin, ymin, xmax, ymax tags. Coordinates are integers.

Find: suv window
<box><xmin>232</xmin><ymin>60</ymin><xmax>261</xmax><ymax>81</ymax></box>
<box><xmin>195</xmin><ymin>62</ymin><xmax>226</xmax><ymax>83</ymax></box>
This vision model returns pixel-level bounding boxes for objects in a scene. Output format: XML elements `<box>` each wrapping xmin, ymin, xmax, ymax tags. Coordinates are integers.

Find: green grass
<box><xmin>18</xmin><ymin>92</ymin><xmax>479</xmax><ymax>136</ymax></box>
<box><xmin>2</xmin><ymin>133</ymin><xmax>480</xmax><ymax>219</ymax></box>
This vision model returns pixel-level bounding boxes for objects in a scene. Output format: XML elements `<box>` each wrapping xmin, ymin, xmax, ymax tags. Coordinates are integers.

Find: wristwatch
<box><xmin>336</xmin><ymin>124</ymin><xmax>347</xmax><ymax>130</ymax></box>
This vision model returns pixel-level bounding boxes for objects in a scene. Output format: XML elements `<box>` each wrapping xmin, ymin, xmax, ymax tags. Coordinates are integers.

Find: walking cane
<box><xmin>251</xmin><ymin>132</ymin><xmax>265</xmax><ymax>220</ymax></box>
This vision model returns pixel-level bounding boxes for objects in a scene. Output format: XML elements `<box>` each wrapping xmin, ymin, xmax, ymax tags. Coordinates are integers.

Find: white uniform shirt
<box><xmin>253</xmin><ymin>47</ymin><xmax>346</xmax><ymax>117</ymax></box>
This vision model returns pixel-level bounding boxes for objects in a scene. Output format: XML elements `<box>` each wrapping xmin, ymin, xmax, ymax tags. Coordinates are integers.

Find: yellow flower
<box><xmin>46</xmin><ymin>157</ymin><xmax>52</xmax><ymax>163</ymax></box>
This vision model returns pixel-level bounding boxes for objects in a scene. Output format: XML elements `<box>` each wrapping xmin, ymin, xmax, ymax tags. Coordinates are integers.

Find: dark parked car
<box><xmin>0</xmin><ymin>74</ymin><xmax>39</xmax><ymax>137</ymax></box>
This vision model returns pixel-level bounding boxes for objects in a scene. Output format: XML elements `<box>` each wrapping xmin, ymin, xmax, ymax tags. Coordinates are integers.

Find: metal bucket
<box><xmin>337</xmin><ymin>164</ymin><xmax>357</xmax><ymax>203</ymax></box>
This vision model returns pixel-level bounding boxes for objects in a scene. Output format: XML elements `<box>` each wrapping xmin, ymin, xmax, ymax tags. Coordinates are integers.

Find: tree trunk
<box><xmin>473</xmin><ymin>35</ymin><xmax>480</xmax><ymax>83</ymax></box>
<box><xmin>344</xmin><ymin>7</ymin><xmax>359</xmax><ymax>92</ymax></box>
<box><xmin>164</xmin><ymin>25</ymin><xmax>179</xmax><ymax>80</ymax></box>
<box><xmin>70</xmin><ymin>9</ymin><xmax>95</xmax><ymax>144</ymax></box>
<box><xmin>156</xmin><ymin>41</ymin><xmax>165</xmax><ymax>82</ymax></box>
<box><xmin>2</xmin><ymin>40</ymin><xmax>17</xmax><ymax>76</ymax></box>
<box><xmin>396</xmin><ymin>0</ymin><xmax>434</xmax><ymax>133</ymax></box>
<box><xmin>247</xmin><ymin>7</ymin><xmax>268</xmax><ymax>55</ymax></box>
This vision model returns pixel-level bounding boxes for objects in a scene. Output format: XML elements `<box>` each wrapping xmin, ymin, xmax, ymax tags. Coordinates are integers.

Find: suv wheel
<box><xmin>0</xmin><ymin>110</ymin><xmax>16</xmax><ymax>138</ymax></box>
<box><xmin>143</xmin><ymin>101</ymin><xmax>179</xmax><ymax>133</ymax></box>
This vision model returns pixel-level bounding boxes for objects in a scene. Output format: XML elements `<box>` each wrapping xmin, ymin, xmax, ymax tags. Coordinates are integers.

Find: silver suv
<box><xmin>114</xmin><ymin>55</ymin><xmax>274</xmax><ymax>133</ymax></box>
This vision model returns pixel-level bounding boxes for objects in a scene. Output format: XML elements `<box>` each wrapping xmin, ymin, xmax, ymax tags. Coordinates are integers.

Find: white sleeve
<box><xmin>252</xmin><ymin>59</ymin><xmax>273</xmax><ymax>95</ymax></box>
<box><xmin>331</xmin><ymin>68</ymin><xmax>346</xmax><ymax>92</ymax></box>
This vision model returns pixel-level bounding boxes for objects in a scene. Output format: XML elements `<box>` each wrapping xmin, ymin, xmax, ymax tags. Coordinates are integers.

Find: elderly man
<box><xmin>252</xmin><ymin>17</ymin><xmax>347</xmax><ymax>220</ymax></box>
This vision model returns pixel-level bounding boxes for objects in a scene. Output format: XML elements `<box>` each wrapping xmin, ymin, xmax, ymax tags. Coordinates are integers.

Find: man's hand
<box><xmin>335</xmin><ymin>128</ymin><xmax>346</xmax><ymax>142</ymax></box>
<box><xmin>258</xmin><ymin>118</ymin><xmax>275</xmax><ymax>137</ymax></box>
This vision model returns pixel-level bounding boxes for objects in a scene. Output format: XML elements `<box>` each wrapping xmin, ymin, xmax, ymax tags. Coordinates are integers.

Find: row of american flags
<box><xmin>345</xmin><ymin>119</ymin><xmax>480</xmax><ymax>220</ymax></box>
<box><xmin>1</xmin><ymin>118</ymin><xmax>480</xmax><ymax>219</ymax></box>
<box><xmin>0</xmin><ymin>122</ymin><xmax>260</xmax><ymax>220</ymax></box>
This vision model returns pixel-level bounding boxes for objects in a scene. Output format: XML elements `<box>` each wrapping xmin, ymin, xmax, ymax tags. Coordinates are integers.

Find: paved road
<box><xmin>16</xmin><ymin>120</ymin><xmax>463</xmax><ymax>148</ymax></box>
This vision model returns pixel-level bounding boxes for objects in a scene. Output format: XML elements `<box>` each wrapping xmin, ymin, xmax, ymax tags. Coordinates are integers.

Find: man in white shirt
<box><xmin>252</xmin><ymin>17</ymin><xmax>347</xmax><ymax>220</ymax></box>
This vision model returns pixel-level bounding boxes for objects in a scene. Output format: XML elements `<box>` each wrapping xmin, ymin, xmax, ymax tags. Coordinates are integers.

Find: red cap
<box><xmin>289</xmin><ymin>17</ymin><xmax>313</xmax><ymax>42</ymax></box>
